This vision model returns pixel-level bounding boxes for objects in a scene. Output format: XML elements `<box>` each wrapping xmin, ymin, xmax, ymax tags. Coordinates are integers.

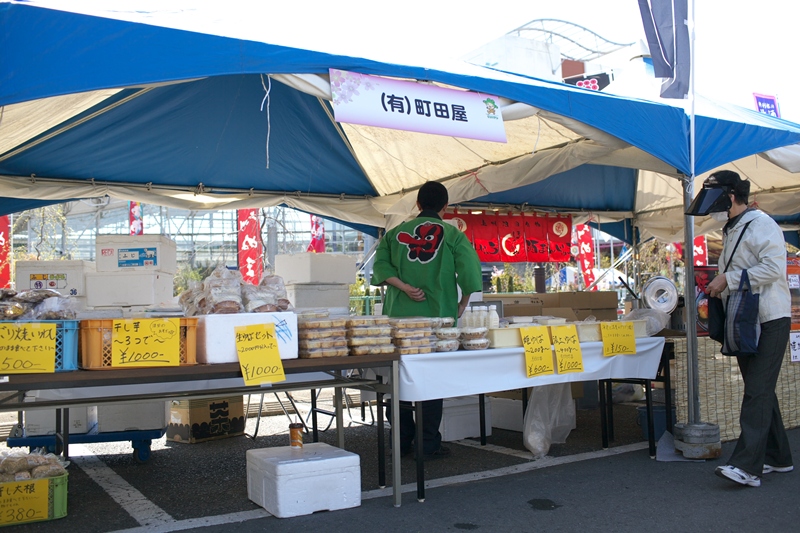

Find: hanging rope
<box><xmin>260</xmin><ymin>74</ymin><xmax>272</xmax><ymax>169</ymax></box>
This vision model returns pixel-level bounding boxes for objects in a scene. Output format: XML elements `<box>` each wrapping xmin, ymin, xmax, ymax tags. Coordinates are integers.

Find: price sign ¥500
<box><xmin>111</xmin><ymin>319</ymin><xmax>181</xmax><ymax>368</ymax></box>
<box><xmin>601</xmin><ymin>321</ymin><xmax>636</xmax><ymax>357</ymax></box>
<box><xmin>235</xmin><ymin>323</ymin><xmax>285</xmax><ymax>386</ymax></box>
<box><xmin>0</xmin><ymin>323</ymin><xmax>56</xmax><ymax>374</ymax></box>
<box><xmin>519</xmin><ymin>326</ymin><xmax>554</xmax><ymax>378</ymax></box>
<box><xmin>551</xmin><ymin>324</ymin><xmax>584</xmax><ymax>374</ymax></box>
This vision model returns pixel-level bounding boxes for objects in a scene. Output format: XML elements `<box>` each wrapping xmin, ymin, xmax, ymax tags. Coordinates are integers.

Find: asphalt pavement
<box><xmin>3</xmin><ymin>395</ymin><xmax>800</xmax><ymax>533</ymax></box>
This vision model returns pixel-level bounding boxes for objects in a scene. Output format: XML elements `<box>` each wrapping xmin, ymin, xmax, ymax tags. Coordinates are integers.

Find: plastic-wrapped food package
<box><xmin>297</xmin><ymin>327</ymin><xmax>347</xmax><ymax>340</ymax></box>
<box><xmin>201</xmin><ymin>265</ymin><xmax>244</xmax><ymax>314</ymax></box>
<box><xmin>395</xmin><ymin>346</ymin><xmax>435</xmax><ymax>355</ymax></box>
<box><xmin>350</xmin><ymin>344</ymin><xmax>396</xmax><ymax>355</ymax></box>
<box><xmin>298</xmin><ymin>317</ymin><xmax>347</xmax><ymax>329</ymax></box>
<box><xmin>298</xmin><ymin>337</ymin><xmax>347</xmax><ymax>349</ymax></box>
<box><xmin>388</xmin><ymin>317</ymin><xmax>436</xmax><ymax>329</ymax></box>
<box><xmin>297</xmin><ymin>309</ymin><xmax>329</xmax><ymax>319</ymax></box>
<box><xmin>434</xmin><ymin>327</ymin><xmax>460</xmax><ymax>340</ymax></box>
<box><xmin>13</xmin><ymin>289</ymin><xmax>62</xmax><ymax>304</ymax></box>
<box><xmin>31</xmin><ymin>296</ymin><xmax>78</xmax><ymax>320</ymax></box>
<box><xmin>0</xmin><ymin>289</ymin><xmax>17</xmax><ymax>300</ymax></box>
<box><xmin>241</xmin><ymin>284</ymin><xmax>279</xmax><ymax>313</ymax></box>
<box><xmin>461</xmin><ymin>338</ymin><xmax>490</xmax><ymax>350</ymax></box>
<box><xmin>393</xmin><ymin>336</ymin><xmax>436</xmax><ymax>347</ymax></box>
<box><xmin>0</xmin><ymin>301</ymin><xmax>31</xmax><ymax>320</ymax></box>
<box><xmin>259</xmin><ymin>272</ymin><xmax>288</xmax><ymax>299</ymax></box>
<box><xmin>391</xmin><ymin>327</ymin><xmax>433</xmax><ymax>339</ymax></box>
<box><xmin>346</xmin><ymin>325</ymin><xmax>392</xmax><ymax>337</ymax></box>
<box><xmin>460</xmin><ymin>327</ymin><xmax>488</xmax><ymax>340</ymax></box>
<box><xmin>436</xmin><ymin>339</ymin><xmax>460</xmax><ymax>352</ymax></box>
<box><xmin>298</xmin><ymin>347</ymin><xmax>349</xmax><ymax>358</ymax></box>
<box><xmin>346</xmin><ymin>315</ymin><xmax>390</xmax><ymax>327</ymax></box>
<box><xmin>348</xmin><ymin>336</ymin><xmax>393</xmax><ymax>347</ymax></box>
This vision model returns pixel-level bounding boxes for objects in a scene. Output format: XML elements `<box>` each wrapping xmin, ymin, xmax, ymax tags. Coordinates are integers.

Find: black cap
<box><xmin>704</xmin><ymin>170</ymin><xmax>750</xmax><ymax>198</ymax></box>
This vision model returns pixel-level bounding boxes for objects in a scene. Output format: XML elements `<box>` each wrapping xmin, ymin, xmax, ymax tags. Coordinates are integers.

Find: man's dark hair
<box><xmin>708</xmin><ymin>169</ymin><xmax>750</xmax><ymax>204</ymax></box>
<box><xmin>417</xmin><ymin>181</ymin><xmax>449</xmax><ymax>212</ymax></box>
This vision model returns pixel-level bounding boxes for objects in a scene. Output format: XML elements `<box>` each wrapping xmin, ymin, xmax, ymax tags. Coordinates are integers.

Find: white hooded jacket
<box><xmin>719</xmin><ymin>209</ymin><xmax>791</xmax><ymax>323</ymax></box>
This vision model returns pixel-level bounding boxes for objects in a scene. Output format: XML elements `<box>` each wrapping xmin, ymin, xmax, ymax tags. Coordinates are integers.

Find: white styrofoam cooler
<box><xmin>274</xmin><ymin>253</ymin><xmax>356</xmax><ymax>285</ymax></box>
<box><xmin>85</xmin><ymin>271</ymin><xmax>174</xmax><ymax>307</ymax></box>
<box><xmin>14</xmin><ymin>260</ymin><xmax>95</xmax><ymax>297</ymax></box>
<box><xmin>285</xmin><ymin>283</ymin><xmax>350</xmax><ymax>309</ymax></box>
<box><xmin>196</xmin><ymin>312</ymin><xmax>298</xmax><ymax>363</ymax></box>
<box><xmin>439</xmin><ymin>395</ymin><xmax>492</xmax><ymax>442</ymax></box>
<box><xmin>95</xmin><ymin>234</ymin><xmax>177</xmax><ymax>274</ymax></box>
<box><xmin>247</xmin><ymin>442</ymin><xmax>361</xmax><ymax>518</ymax></box>
<box><xmin>96</xmin><ymin>401</ymin><xmax>170</xmax><ymax>432</ymax></box>
<box><xmin>24</xmin><ymin>405</ymin><xmax>97</xmax><ymax>436</ymax></box>
<box><xmin>490</xmin><ymin>397</ymin><xmax>524</xmax><ymax>432</ymax></box>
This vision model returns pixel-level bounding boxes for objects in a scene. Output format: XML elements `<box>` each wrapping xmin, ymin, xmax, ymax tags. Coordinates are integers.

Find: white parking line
<box><xmin>110</xmin><ymin>510</ymin><xmax>272</xmax><ymax>533</ymax></box>
<box><xmin>70</xmin><ymin>444</ymin><xmax>174</xmax><ymax>527</ymax></box>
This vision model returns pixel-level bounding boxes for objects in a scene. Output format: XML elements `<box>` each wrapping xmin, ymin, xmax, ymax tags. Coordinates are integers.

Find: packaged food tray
<box><xmin>79</xmin><ymin>318</ymin><xmax>197</xmax><ymax>370</ymax></box>
<box><xmin>0</xmin><ymin>320</ymin><xmax>79</xmax><ymax>372</ymax></box>
<box><xmin>298</xmin><ymin>347</ymin><xmax>349</xmax><ymax>358</ymax></box>
<box><xmin>346</xmin><ymin>315</ymin><xmax>390</xmax><ymax>327</ymax></box>
<box><xmin>298</xmin><ymin>337</ymin><xmax>347</xmax><ymax>350</ymax></box>
<box><xmin>350</xmin><ymin>344</ymin><xmax>396</xmax><ymax>355</ymax></box>
<box><xmin>390</xmin><ymin>327</ymin><xmax>432</xmax><ymax>339</ymax></box>
<box><xmin>297</xmin><ymin>327</ymin><xmax>347</xmax><ymax>340</ymax></box>
<box><xmin>388</xmin><ymin>317</ymin><xmax>436</xmax><ymax>329</ymax></box>
<box><xmin>297</xmin><ymin>317</ymin><xmax>347</xmax><ymax>329</ymax></box>
<box><xmin>393</xmin><ymin>336</ymin><xmax>436</xmax><ymax>347</ymax></box>
<box><xmin>347</xmin><ymin>336</ymin><xmax>393</xmax><ymax>347</ymax></box>
<box><xmin>395</xmin><ymin>346</ymin><xmax>435</xmax><ymax>355</ymax></box>
<box><xmin>346</xmin><ymin>325</ymin><xmax>392</xmax><ymax>337</ymax></box>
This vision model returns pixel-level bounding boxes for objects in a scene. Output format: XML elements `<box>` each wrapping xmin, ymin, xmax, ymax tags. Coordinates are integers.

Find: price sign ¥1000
<box><xmin>551</xmin><ymin>324</ymin><xmax>584</xmax><ymax>374</ymax></box>
<box><xmin>235</xmin><ymin>323</ymin><xmax>285</xmax><ymax>386</ymax></box>
<box><xmin>0</xmin><ymin>323</ymin><xmax>57</xmax><ymax>374</ymax></box>
<box><xmin>111</xmin><ymin>319</ymin><xmax>181</xmax><ymax>368</ymax></box>
<box><xmin>601</xmin><ymin>321</ymin><xmax>636</xmax><ymax>357</ymax></box>
<box><xmin>519</xmin><ymin>326</ymin><xmax>554</xmax><ymax>378</ymax></box>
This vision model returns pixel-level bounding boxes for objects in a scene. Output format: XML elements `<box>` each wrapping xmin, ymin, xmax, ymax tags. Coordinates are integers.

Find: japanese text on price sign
<box><xmin>235</xmin><ymin>323</ymin><xmax>285</xmax><ymax>385</ymax></box>
<box><xmin>111</xmin><ymin>319</ymin><xmax>181</xmax><ymax>367</ymax></box>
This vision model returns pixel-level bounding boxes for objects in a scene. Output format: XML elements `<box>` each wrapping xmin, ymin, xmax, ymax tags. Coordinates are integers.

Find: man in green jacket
<box><xmin>372</xmin><ymin>181</ymin><xmax>482</xmax><ymax>458</ymax></box>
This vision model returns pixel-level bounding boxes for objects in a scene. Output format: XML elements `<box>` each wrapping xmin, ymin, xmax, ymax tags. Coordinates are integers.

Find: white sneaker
<box><xmin>763</xmin><ymin>464</ymin><xmax>794</xmax><ymax>474</ymax></box>
<box><xmin>715</xmin><ymin>465</ymin><xmax>761</xmax><ymax>487</ymax></box>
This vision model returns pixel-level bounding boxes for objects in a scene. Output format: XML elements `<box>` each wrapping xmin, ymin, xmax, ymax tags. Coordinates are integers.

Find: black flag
<box><xmin>638</xmin><ymin>0</ymin><xmax>690</xmax><ymax>99</ymax></box>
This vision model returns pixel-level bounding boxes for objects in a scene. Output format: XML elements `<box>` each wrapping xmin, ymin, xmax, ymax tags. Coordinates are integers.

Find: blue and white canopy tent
<box><xmin>2</xmin><ymin>0</ymin><xmax>800</xmax><ymax>244</ymax></box>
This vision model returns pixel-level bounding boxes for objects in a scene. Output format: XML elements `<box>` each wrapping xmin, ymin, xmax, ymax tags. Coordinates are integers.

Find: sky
<box><xmin>328</xmin><ymin>0</ymin><xmax>800</xmax><ymax>121</ymax></box>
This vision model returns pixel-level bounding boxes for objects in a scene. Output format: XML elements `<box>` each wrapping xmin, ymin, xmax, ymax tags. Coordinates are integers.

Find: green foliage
<box><xmin>173</xmin><ymin>261</ymin><xmax>216</xmax><ymax>296</ymax></box>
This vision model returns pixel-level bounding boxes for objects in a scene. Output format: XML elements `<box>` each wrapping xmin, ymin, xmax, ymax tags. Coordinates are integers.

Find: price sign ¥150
<box><xmin>111</xmin><ymin>319</ymin><xmax>181</xmax><ymax>368</ymax></box>
<box><xmin>551</xmin><ymin>324</ymin><xmax>584</xmax><ymax>374</ymax></box>
<box><xmin>520</xmin><ymin>326</ymin><xmax>554</xmax><ymax>378</ymax></box>
<box><xmin>235</xmin><ymin>323</ymin><xmax>285</xmax><ymax>386</ymax></box>
<box><xmin>601</xmin><ymin>321</ymin><xmax>636</xmax><ymax>357</ymax></box>
<box><xmin>0</xmin><ymin>323</ymin><xmax>57</xmax><ymax>374</ymax></box>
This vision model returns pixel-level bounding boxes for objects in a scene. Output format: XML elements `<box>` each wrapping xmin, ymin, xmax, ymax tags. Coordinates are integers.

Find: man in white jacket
<box><xmin>687</xmin><ymin>170</ymin><xmax>793</xmax><ymax>487</ymax></box>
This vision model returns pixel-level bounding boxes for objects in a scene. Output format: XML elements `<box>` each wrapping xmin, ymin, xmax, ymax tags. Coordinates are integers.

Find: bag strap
<box><xmin>722</xmin><ymin>220</ymin><xmax>753</xmax><ymax>273</ymax></box>
<box><xmin>738</xmin><ymin>269</ymin><xmax>752</xmax><ymax>292</ymax></box>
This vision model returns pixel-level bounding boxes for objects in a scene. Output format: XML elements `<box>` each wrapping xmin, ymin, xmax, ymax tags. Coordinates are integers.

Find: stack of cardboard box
<box><xmin>491</xmin><ymin>291</ymin><xmax>620</xmax><ymax>321</ymax></box>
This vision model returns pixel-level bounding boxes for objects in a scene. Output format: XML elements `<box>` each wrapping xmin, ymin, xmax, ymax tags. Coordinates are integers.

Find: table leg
<box><xmin>663</xmin><ymin>348</ymin><xmax>673</xmax><ymax>434</ymax></box>
<box><xmin>391</xmin><ymin>361</ymin><xmax>401</xmax><ymax>508</ymax></box>
<box><xmin>605</xmin><ymin>380</ymin><xmax>615</xmax><ymax>442</ymax></box>
<box><xmin>645</xmin><ymin>380</ymin><xmax>656</xmax><ymax>458</ymax></box>
<box><xmin>62</xmin><ymin>408</ymin><xmax>70</xmax><ymax>460</ymax></box>
<box><xmin>479</xmin><ymin>393</ymin><xmax>486</xmax><ymax>446</ymax></box>
<box><xmin>415</xmin><ymin>401</ymin><xmax>425</xmax><ymax>502</ymax></box>
<box><xmin>311</xmin><ymin>389</ymin><xmax>319</xmax><ymax>443</ymax></box>
<box><xmin>55</xmin><ymin>408</ymin><xmax>62</xmax><ymax>455</ymax></box>
<box><xmin>335</xmin><ymin>380</ymin><xmax>345</xmax><ymax>449</ymax></box>
<box><xmin>599</xmin><ymin>380</ymin><xmax>609</xmax><ymax>449</ymax></box>
<box><xmin>377</xmin><ymin>391</ymin><xmax>386</xmax><ymax>488</ymax></box>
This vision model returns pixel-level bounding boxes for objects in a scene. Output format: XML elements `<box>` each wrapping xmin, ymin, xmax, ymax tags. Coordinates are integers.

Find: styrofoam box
<box><xmin>196</xmin><ymin>312</ymin><xmax>298</xmax><ymax>363</ymax></box>
<box><xmin>274</xmin><ymin>253</ymin><xmax>356</xmax><ymax>285</ymax></box>
<box><xmin>96</xmin><ymin>401</ymin><xmax>170</xmax><ymax>432</ymax></box>
<box><xmin>490</xmin><ymin>397</ymin><xmax>524</xmax><ymax>433</ymax></box>
<box><xmin>439</xmin><ymin>395</ymin><xmax>492</xmax><ymax>442</ymax></box>
<box><xmin>247</xmin><ymin>442</ymin><xmax>361</xmax><ymax>518</ymax></box>
<box><xmin>96</xmin><ymin>234</ymin><xmax>177</xmax><ymax>274</ymax></box>
<box><xmin>24</xmin><ymin>405</ymin><xmax>97</xmax><ymax>436</ymax></box>
<box><xmin>285</xmin><ymin>283</ymin><xmax>350</xmax><ymax>309</ymax></box>
<box><xmin>85</xmin><ymin>271</ymin><xmax>174</xmax><ymax>307</ymax></box>
<box><xmin>14</xmin><ymin>260</ymin><xmax>95</xmax><ymax>297</ymax></box>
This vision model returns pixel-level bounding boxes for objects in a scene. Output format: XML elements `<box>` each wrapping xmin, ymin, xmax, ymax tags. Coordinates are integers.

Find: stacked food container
<box><xmin>297</xmin><ymin>312</ymin><xmax>348</xmax><ymax>358</ymax></box>
<box><xmin>345</xmin><ymin>316</ymin><xmax>394</xmax><ymax>355</ymax></box>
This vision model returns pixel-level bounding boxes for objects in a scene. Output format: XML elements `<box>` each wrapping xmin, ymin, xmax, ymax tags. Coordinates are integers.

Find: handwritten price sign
<box><xmin>111</xmin><ymin>319</ymin><xmax>181</xmax><ymax>367</ymax></box>
<box><xmin>520</xmin><ymin>326</ymin><xmax>554</xmax><ymax>377</ymax></box>
<box><xmin>0</xmin><ymin>323</ymin><xmax>57</xmax><ymax>374</ymax></box>
<box><xmin>790</xmin><ymin>332</ymin><xmax>800</xmax><ymax>363</ymax></box>
<box><xmin>0</xmin><ymin>478</ymin><xmax>49</xmax><ymax>525</ymax></box>
<box><xmin>551</xmin><ymin>324</ymin><xmax>584</xmax><ymax>374</ymax></box>
<box><xmin>601</xmin><ymin>321</ymin><xmax>636</xmax><ymax>356</ymax></box>
<box><xmin>235</xmin><ymin>323</ymin><xmax>285</xmax><ymax>386</ymax></box>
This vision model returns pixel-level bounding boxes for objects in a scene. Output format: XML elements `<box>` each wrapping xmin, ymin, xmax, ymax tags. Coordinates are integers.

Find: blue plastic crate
<box><xmin>3</xmin><ymin>320</ymin><xmax>79</xmax><ymax>372</ymax></box>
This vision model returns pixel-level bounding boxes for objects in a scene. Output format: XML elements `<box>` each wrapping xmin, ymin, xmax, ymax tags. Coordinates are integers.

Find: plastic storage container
<box><xmin>79</xmin><ymin>317</ymin><xmax>197</xmax><ymax>369</ymax></box>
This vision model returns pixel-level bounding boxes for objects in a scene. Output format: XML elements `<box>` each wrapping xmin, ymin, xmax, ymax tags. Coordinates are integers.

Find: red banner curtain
<box><xmin>237</xmin><ymin>209</ymin><xmax>263</xmax><ymax>285</ymax></box>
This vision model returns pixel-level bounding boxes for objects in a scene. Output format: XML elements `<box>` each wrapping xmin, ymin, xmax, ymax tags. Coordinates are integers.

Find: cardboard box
<box><xmin>493</xmin><ymin>293</ymin><xmax>560</xmax><ymax>307</ymax></box>
<box><xmin>487</xmin><ymin>328</ymin><xmax>523</xmax><ymax>348</ymax></box>
<box><xmin>541</xmin><ymin>307</ymin><xmax>578</xmax><ymax>321</ymax></box>
<box><xmin>503</xmin><ymin>304</ymin><xmax>543</xmax><ymax>317</ymax></box>
<box><xmin>575</xmin><ymin>309</ymin><xmax>620</xmax><ymax>321</ymax></box>
<box><xmin>196</xmin><ymin>312</ymin><xmax>298</xmax><ymax>363</ymax></box>
<box><xmin>285</xmin><ymin>283</ymin><xmax>350</xmax><ymax>309</ymax></box>
<box><xmin>440</xmin><ymin>395</ymin><xmax>492</xmax><ymax>442</ymax></box>
<box><xmin>96</xmin><ymin>234</ymin><xmax>177</xmax><ymax>274</ymax></box>
<box><xmin>14</xmin><ymin>260</ymin><xmax>95</xmax><ymax>297</ymax></box>
<box><xmin>96</xmin><ymin>401</ymin><xmax>170</xmax><ymax>432</ymax></box>
<box><xmin>24</xmin><ymin>406</ymin><xmax>97</xmax><ymax>436</ymax></box>
<box><xmin>85</xmin><ymin>271</ymin><xmax>174</xmax><ymax>307</ymax></box>
<box><xmin>167</xmin><ymin>396</ymin><xmax>245</xmax><ymax>443</ymax></box>
<box><xmin>275</xmin><ymin>253</ymin><xmax>356</xmax><ymax>285</ymax></box>
<box><xmin>487</xmin><ymin>389</ymin><xmax>525</xmax><ymax>401</ymax></box>
<box><xmin>247</xmin><ymin>442</ymin><xmax>361</xmax><ymax>518</ymax></box>
<box><xmin>558</xmin><ymin>291</ymin><xmax>619</xmax><ymax>310</ymax></box>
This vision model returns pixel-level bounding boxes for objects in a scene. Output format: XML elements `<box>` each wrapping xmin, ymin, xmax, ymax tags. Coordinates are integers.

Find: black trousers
<box><xmin>386</xmin><ymin>399</ymin><xmax>443</xmax><ymax>455</ymax></box>
<box><xmin>728</xmin><ymin>317</ymin><xmax>792</xmax><ymax>476</ymax></box>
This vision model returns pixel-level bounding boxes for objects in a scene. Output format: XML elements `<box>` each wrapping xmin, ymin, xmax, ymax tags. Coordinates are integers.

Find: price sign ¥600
<box><xmin>111</xmin><ymin>319</ymin><xmax>181</xmax><ymax>367</ymax></box>
<box><xmin>601</xmin><ymin>321</ymin><xmax>636</xmax><ymax>357</ymax></box>
<box><xmin>0</xmin><ymin>323</ymin><xmax>56</xmax><ymax>374</ymax></box>
<box><xmin>551</xmin><ymin>324</ymin><xmax>584</xmax><ymax>374</ymax></box>
<box><xmin>235</xmin><ymin>323</ymin><xmax>285</xmax><ymax>386</ymax></box>
<box><xmin>520</xmin><ymin>326</ymin><xmax>554</xmax><ymax>378</ymax></box>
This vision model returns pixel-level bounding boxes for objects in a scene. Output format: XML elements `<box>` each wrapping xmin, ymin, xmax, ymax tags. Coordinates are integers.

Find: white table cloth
<box><xmin>399</xmin><ymin>336</ymin><xmax>665</xmax><ymax>401</ymax></box>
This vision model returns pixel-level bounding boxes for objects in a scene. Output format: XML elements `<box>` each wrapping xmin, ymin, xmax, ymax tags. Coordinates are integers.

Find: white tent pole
<box><xmin>683</xmin><ymin>0</ymin><xmax>701</xmax><ymax>425</ymax></box>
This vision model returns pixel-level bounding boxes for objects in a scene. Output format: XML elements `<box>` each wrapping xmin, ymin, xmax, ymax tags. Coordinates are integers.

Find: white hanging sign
<box><xmin>330</xmin><ymin>68</ymin><xmax>507</xmax><ymax>143</ymax></box>
<box><xmin>790</xmin><ymin>332</ymin><xmax>800</xmax><ymax>363</ymax></box>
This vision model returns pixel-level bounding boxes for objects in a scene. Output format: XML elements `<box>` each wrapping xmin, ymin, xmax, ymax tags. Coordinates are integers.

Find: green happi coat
<box><xmin>371</xmin><ymin>213</ymin><xmax>482</xmax><ymax>320</ymax></box>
